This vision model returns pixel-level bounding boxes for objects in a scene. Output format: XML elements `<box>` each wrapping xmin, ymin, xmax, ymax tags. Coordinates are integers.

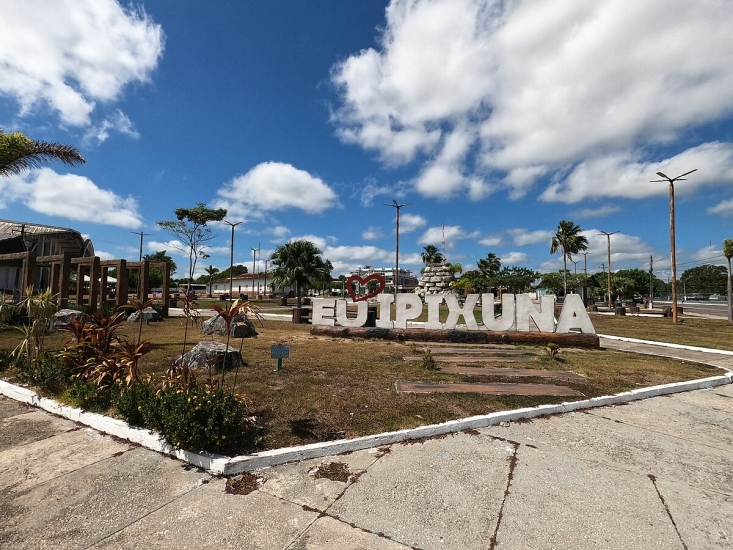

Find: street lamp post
<box><xmin>250</xmin><ymin>244</ymin><xmax>260</xmax><ymax>298</ymax></box>
<box><xmin>385</xmin><ymin>200</ymin><xmax>412</xmax><ymax>294</ymax></box>
<box><xmin>580</xmin><ymin>252</ymin><xmax>590</xmax><ymax>304</ymax></box>
<box><xmin>598</xmin><ymin>231</ymin><xmax>618</xmax><ymax>309</ymax></box>
<box><xmin>650</xmin><ymin>169</ymin><xmax>697</xmax><ymax>324</ymax></box>
<box><xmin>223</xmin><ymin>221</ymin><xmax>241</xmax><ymax>307</ymax></box>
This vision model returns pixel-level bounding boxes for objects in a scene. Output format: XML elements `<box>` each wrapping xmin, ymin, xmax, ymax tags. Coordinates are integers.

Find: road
<box><xmin>655</xmin><ymin>300</ymin><xmax>730</xmax><ymax>319</ymax></box>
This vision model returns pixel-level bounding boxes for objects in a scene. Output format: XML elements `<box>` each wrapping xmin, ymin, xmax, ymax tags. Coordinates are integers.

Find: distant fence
<box><xmin>0</xmin><ymin>251</ymin><xmax>170</xmax><ymax>312</ymax></box>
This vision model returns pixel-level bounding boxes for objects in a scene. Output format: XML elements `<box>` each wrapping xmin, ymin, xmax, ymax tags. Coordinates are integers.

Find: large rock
<box><xmin>201</xmin><ymin>312</ymin><xmax>258</xmax><ymax>338</ymax></box>
<box><xmin>180</xmin><ymin>341</ymin><xmax>244</xmax><ymax>371</ymax></box>
<box><xmin>52</xmin><ymin>309</ymin><xmax>93</xmax><ymax>329</ymax></box>
<box><xmin>127</xmin><ymin>307</ymin><xmax>162</xmax><ymax>323</ymax></box>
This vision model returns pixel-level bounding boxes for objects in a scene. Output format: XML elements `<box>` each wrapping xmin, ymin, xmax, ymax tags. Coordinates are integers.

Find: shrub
<box><xmin>17</xmin><ymin>352</ymin><xmax>70</xmax><ymax>394</ymax></box>
<box><xmin>65</xmin><ymin>379</ymin><xmax>112</xmax><ymax>412</ymax></box>
<box><xmin>422</xmin><ymin>349</ymin><xmax>437</xmax><ymax>370</ymax></box>
<box><xmin>150</xmin><ymin>385</ymin><xmax>250</xmax><ymax>453</ymax></box>
<box><xmin>114</xmin><ymin>380</ymin><xmax>157</xmax><ymax>427</ymax></box>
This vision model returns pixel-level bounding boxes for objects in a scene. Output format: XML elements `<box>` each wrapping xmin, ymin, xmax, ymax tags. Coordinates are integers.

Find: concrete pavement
<box><xmin>1</xmin><ymin>387</ymin><xmax>731</xmax><ymax>548</ymax></box>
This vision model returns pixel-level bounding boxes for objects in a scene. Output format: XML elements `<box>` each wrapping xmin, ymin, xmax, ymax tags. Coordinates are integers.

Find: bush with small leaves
<box><xmin>17</xmin><ymin>352</ymin><xmax>70</xmax><ymax>394</ymax></box>
<box><xmin>64</xmin><ymin>379</ymin><xmax>112</xmax><ymax>412</ymax></box>
<box><xmin>114</xmin><ymin>380</ymin><xmax>158</xmax><ymax>427</ymax></box>
<box><xmin>422</xmin><ymin>349</ymin><xmax>437</xmax><ymax>370</ymax></box>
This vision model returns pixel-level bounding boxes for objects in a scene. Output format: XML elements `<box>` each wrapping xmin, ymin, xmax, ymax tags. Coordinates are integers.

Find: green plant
<box><xmin>114</xmin><ymin>380</ymin><xmax>157</xmax><ymax>427</ymax></box>
<box><xmin>150</xmin><ymin>385</ymin><xmax>251</xmax><ymax>453</ymax></box>
<box><xmin>545</xmin><ymin>342</ymin><xmax>560</xmax><ymax>360</ymax></box>
<box><xmin>65</xmin><ymin>379</ymin><xmax>112</xmax><ymax>412</ymax></box>
<box><xmin>0</xmin><ymin>349</ymin><xmax>15</xmax><ymax>371</ymax></box>
<box><xmin>17</xmin><ymin>352</ymin><xmax>70</xmax><ymax>394</ymax></box>
<box><xmin>422</xmin><ymin>348</ymin><xmax>437</xmax><ymax>370</ymax></box>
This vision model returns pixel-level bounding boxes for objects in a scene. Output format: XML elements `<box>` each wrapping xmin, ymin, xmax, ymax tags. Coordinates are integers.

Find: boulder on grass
<box><xmin>180</xmin><ymin>341</ymin><xmax>244</xmax><ymax>371</ymax></box>
<box><xmin>127</xmin><ymin>307</ymin><xmax>162</xmax><ymax>323</ymax></box>
<box><xmin>52</xmin><ymin>309</ymin><xmax>93</xmax><ymax>329</ymax></box>
<box><xmin>200</xmin><ymin>312</ymin><xmax>257</xmax><ymax>338</ymax></box>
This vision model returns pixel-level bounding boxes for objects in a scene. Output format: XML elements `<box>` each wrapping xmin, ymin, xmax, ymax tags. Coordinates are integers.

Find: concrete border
<box><xmin>599</xmin><ymin>334</ymin><xmax>733</xmax><ymax>357</ymax></box>
<box><xmin>2</xmin><ymin>369</ymin><xmax>731</xmax><ymax>476</ymax></box>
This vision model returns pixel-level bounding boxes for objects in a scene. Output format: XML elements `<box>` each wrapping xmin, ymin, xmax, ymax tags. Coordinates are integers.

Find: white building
<box><xmin>209</xmin><ymin>272</ymin><xmax>294</xmax><ymax>297</ymax></box>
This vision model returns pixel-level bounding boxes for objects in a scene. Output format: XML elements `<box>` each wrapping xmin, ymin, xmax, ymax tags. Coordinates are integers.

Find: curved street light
<box><xmin>650</xmin><ymin>169</ymin><xmax>697</xmax><ymax>324</ymax></box>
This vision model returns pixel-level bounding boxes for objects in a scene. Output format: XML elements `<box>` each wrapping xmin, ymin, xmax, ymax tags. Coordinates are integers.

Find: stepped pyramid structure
<box><xmin>415</xmin><ymin>263</ymin><xmax>456</xmax><ymax>297</ymax></box>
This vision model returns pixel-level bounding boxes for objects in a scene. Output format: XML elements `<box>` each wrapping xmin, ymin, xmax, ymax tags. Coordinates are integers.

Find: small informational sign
<box><xmin>271</xmin><ymin>344</ymin><xmax>290</xmax><ymax>371</ymax></box>
<box><xmin>271</xmin><ymin>344</ymin><xmax>290</xmax><ymax>359</ymax></box>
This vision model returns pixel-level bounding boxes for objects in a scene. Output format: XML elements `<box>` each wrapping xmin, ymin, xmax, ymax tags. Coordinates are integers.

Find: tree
<box><xmin>550</xmin><ymin>220</ymin><xmax>588</xmax><ymax>296</ymax></box>
<box><xmin>453</xmin><ymin>270</ymin><xmax>490</xmax><ymax>294</ymax></box>
<box><xmin>270</xmin><ymin>240</ymin><xmax>332</xmax><ymax>308</ymax></box>
<box><xmin>204</xmin><ymin>265</ymin><xmax>219</xmax><ymax>296</ymax></box>
<box><xmin>215</xmin><ymin>264</ymin><xmax>247</xmax><ymax>280</ymax></box>
<box><xmin>157</xmin><ymin>203</ymin><xmax>227</xmax><ymax>286</ymax></box>
<box><xmin>421</xmin><ymin>245</ymin><xmax>445</xmax><ymax>265</ymax></box>
<box><xmin>680</xmin><ymin>265</ymin><xmax>727</xmax><ymax>296</ymax></box>
<box><xmin>612</xmin><ymin>269</ymin><xmax>651</xmax><ymax>296</ymax></box>
<box><xmin>496</xmin><ymin>266</ymin><xmax>538</xmax><ymax>294</ymax></box>
<box><xmin>144</xmin><ymin>251</ymin><xmax>176</xmax><ymax>289</ymax></box>
<box><xmin>538</xmin><ymin>272</ymin><xmax>565</xmax><ymax>295</ymax></box>
<box><xmin>0</xmin><ymin>128</ymin><xmax>85</xmax><ymax>177</ymax></box>
<box><xmin>725</xmin><ymin>239</ymin><xmax>733</xmax><ymax>322</ymax></box>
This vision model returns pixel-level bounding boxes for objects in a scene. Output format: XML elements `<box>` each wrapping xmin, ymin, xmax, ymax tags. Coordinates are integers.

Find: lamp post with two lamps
<box><xmin>598</xmin><ymin>231</ymin><xmax>618</xmax><ymax>309</ymax></box>
<box><xmin>223</xmin><ymin>220</ymin><xmax>241</xmax><ymax>307</ymax></box>
<box><xmin>650</xmin><ymin>169</ymin><xmax>697</xmax><ymax>324</ymax></box>
<box><xmin>384</xmin><ymin>199</ymin><xmax>412</xmax><ymax>294</ymax></box>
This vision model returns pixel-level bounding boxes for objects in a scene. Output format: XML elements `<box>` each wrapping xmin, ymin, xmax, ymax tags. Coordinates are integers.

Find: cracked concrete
<box><xmin>1</xmin><ymin>353</ymin><xmax>732</xmax><ymax>548</ymax></box>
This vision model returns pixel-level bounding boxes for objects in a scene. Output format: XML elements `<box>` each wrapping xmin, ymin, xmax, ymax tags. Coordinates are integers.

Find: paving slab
<box><xmin>425</xmin><ymin>347</ymin><xmax>542</xmax><ymax>355</ymax></box>
<box><xmin>91</xmin><ymin>480</ymin><xmax>318</xmax><ymax>550</ymax></box>
<box><xmin>404</xmin><ymin>355</ymin><xmax>536</xmax><ymax>363</ymax></box>
<box><xmin>495</xmin><ymin>445</ymin><xmax>683</xmax><ymax>549</ymax></box>
<box><xmin>258</xmin><ymin>447</ymin><xmax>381</xmax><ymax>511</ymax></box>
<box><xmin>654</xmin><ymin>476</ymin><xmax>733</xmax><ymax>549</ymax></box>
<box><xmin>328</xmin><ymin>432</ymin><xmax>511</xmax><ymax>550</ymax></box>
<box><xmin>289</xmin><ymin>515</ymin><xmax>411</xmax><ymax>549</ymax></box>
<box><xmin>0</xmin><ymin>395</ymin><xmax>33</xmax><ymax>419</ymax></box>
<box><xmin>587</xmin><ymin>394</ymin><xmax>733</xmax><ymax>452</ymax></box>
<box><xmin>1</xmin><ymin>447</ymin><xmax>207</xmax><ymax>550</ymax></box>
<box><xmin>673</xmin><ymin>386</ymin><xmax>733</xmax><ymax>414</ymax></box>
<box><xmin>0</xmin><ymin>409</ymin><xmax>77</xmax><ymax>451</ymax></box>
<box><xmin>438</xmin><ymin>365</ymin><xmax>585</xmax><ymax>380</ymax></box>
<box><xmin>483</xmin><ymin>407</ymin><xmax>733</xmax><ymax>492</ymax></box>
<box><xmin>0</xmin><ymin>427</ymin><xmax>133</xmax><ymax>493</ymax></box>
<box><xmin>396</xmin><ymin>381</ymin><xmax>585</xmax><ymax>396</ymax></box>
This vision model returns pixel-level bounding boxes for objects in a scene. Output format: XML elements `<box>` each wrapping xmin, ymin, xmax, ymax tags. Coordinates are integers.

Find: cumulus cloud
<box><xmin>4</xmin><ymin>168</ymin><xmax>143</xmax><ymax>228</ymax></box>
<box><xmin>362</xmin><ymin>226</ymin><xmax>383</xmax><ymax>240</ymax></box>
<box><xmin>478</xmin><ymin>234</ymin><xmax>502</xmax><ymax>247</ymax></box>
<box><xmin>332</xmin><ymin>0</ymin><xmax>733</xmax><ymax>201</ymax></box>
<box><xmin>500</xmin><ymin>252</ymin><xmax>529</xmax><ymax>266</ymax></box>
<box><xmin>507</xmin><ymin>228</ymin><xmax>554</xmax><ymax>247</ymax></box>
<box><xmin>0</xmin><ymin>0</ymin><xmax>163</xmax><ymax>127</ymax></box>
<box><xmin>541</xmin><ymin>228</ymin><xmax>653</xmax><ymax>272</ymax></box>
<box><xmin>418</xmin><ymin>225</ymin><xmax>479</xmax><ymax>249</ymax></box>
<box><xmin>83</xmin><ymin>110</ymin><xmax>140</xmax><ymax>144</ymax></box>
<box><xmin>571</xmin><ymin>205</ymin><xmax>621</xmax><ymax>219</ymax></box>
<box><xmin>708</xmin><ymin>198</ymin><xmax>733</xmax><ymax>217</ymax></box>
<box><xmin>215</xmin><ymin>162</ymin><xmax>339</xmax><ymax>219</ymax></box>
<box><xmin>288</xmin><ymin>235</ymin><xmax>328</xmax><ymax>250</ymax></box>
<box><xmin>399</xmin><ymin>213</ymin><xmax>426</xmax><ymax>233</ymax></box>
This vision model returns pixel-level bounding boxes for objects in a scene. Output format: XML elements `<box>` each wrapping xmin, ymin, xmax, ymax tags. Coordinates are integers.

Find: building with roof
<box><xmin>0</xmin><ymin>219</ymin><xmax>94</xmax><ymax>294</ymax></box>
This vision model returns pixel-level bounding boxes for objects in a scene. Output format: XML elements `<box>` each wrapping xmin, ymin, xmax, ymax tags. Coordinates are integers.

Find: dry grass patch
<box><xmin>0</xmin><ymin>317</ymin><xmax>722</xmax><ymax>452</ymax></box>
<box><xmin>591</xmin><ymin>314</ymin><xmax>733</xmax><ymax>351</ymax></box>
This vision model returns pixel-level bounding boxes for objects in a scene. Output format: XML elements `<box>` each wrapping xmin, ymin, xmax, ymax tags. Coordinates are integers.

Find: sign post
<box><xmin>271</xmin><ymin>344</ymin><xmax>290</xmax><ymax>371</ymax></box>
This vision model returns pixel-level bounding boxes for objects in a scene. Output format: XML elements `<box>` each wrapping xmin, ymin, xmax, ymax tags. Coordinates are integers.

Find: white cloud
<box><xmin>362</xmin><ymin>226</ymin><xmax>383</xmax><ymax>240</ymax></box>
<box><xmin>0</xmin><ymin>0</ymin><xmax>163</xmax><ymax>127</ymax></box>
<box><xmin>708</xmin><ymin>198</ymin><xmax>733</xmax><ymax>217</ymax></box>
<box><xmin>95</xmin><ymin>250</ymin><xmax>116</xmax><ymax>261</ymax></box>
<box><xmin>540</xmin><ymin>142</ymin><xmax>733</xmax><ymax>203</ymax></box>
<box><xmin>215</xmin><ymin>162</ymin><xmax>339</xmax><ymax>219</ymax></box>
<box><xmin>4</xmin><ymin>168</ymin><xmax>142</xmax><ymax>228</ymax></box>
<box><xmin>83</xmin><ymin>110</ymin><xmax>140</xmax><ymax>144</ymax></box>
<box><xmin>332</xmin><ymin>0</ymin><xmax>733</xmax><ymax>201</ymax></box>
<box><xmin>571</xmin><ymin>205</ymin><xmax>621</xmax><ymax>218</ymax></box>
<box><xmin>507</xmin><ymin>228</ymin><xmax>554</xmax><ymax>247</ymax></box>
<box><xmin>399</xmin><ymin>213</ymin><xmax>426</xmax><ymax>233</ymax></box>
<box><xmin>500</xmin><ymin>252</ymin><xmax>528</xmax><ymax>266</ymax></box>
<box><xmin>288</xmin><ymin>235</ymin><xmax>328</xmax><ymax>250</ymax></box>
<box><xmin>478</xmin><ymin>234</ymin><xmax>502</xmax><ymax>247</ymax></box>
<box><xmin>418</xmin><ymin>225</ymin><xmax>479</xmax><ymax>249</ymax></box>
<box><xmin>267</xmin><ymin>225</ymin><xmax>291</xmax><ymax>239</ymax></box>
<box><xmin>320</xmin><ymin>244</ymin><xmax>394</xmax><ymax>275</ymax></box>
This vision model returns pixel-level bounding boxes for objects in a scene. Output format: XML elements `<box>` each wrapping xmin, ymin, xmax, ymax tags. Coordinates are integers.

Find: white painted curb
<box><xmin>3</xmin><ymin>370</ymin><xmax>732</xmax><ymax>476</ymax></box>
<box><xmin>599</xmin><ymin>334</ymin><xmax>733</xmax><ymax>356</ymax></box>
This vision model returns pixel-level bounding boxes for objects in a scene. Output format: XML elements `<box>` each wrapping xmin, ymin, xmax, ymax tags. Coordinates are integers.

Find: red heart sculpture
<box><xmin>346</xmin><ymin>273</ymin><xmax>386</xmax><ymax>302</ymax></box>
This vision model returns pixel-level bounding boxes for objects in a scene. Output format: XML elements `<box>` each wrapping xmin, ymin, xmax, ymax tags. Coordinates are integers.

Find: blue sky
<box><xmin>1</xmin><ymin>0</ymin><xmax>732</xmax><ymax>282</ymax></box>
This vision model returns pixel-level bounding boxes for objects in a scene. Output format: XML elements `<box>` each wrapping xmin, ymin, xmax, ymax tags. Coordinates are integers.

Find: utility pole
<box><xmin>598</xmin><ymin>231</ymin><xmax>618</xmax><ymax>309</ymax></box>
<box><xmin>250</xmin><ymin>244</ymin><xmax>260</xmax><ymax>298</ymax></box>
<box><xmin>131</xmin><ymin>231</ymin><xmax>151</xmax><ymax>262</ymax></box>
<box><xmin>223</xmin><ymin>221</ymin><xmax>241</xmax><ymax>306</ymax></box>
<box><xmin>650</xmin><ymin>169</ymin><xmax>697</xmax><ymax>324</ymax></box>
<box><xmin>384</xmin><ymin>200</ymin><xmax>411</xmax><ymax>294</ymax></box>
<box><xmin>649</xmin><ymin>255</ymin><xmax>654</xmax><ymax>309</ymax></box>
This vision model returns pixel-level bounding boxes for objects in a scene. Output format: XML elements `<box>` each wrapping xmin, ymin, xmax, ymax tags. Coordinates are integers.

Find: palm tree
<box><xmin>550</xmin><ymin>220</ymin><xmax>589</xmax><ymax>296</ymax></box>
<box><xmin>0</xmin><ymin>128</ymin><xmax>85</xmax><ymax>177</ymax></box>
<box><xmin>421</xmin><ymin>245</ymin><xmax>445</xmax><ymax>265</ymax></box>
<box><xmin>270</xmin><ymin>240</ymin><xmax>332</xmax><ymax>308</ymax></box>
<box><xmin>204</xmin><ymin>265</ymin><xmax>220</xmax><ymax>297</ymax></box>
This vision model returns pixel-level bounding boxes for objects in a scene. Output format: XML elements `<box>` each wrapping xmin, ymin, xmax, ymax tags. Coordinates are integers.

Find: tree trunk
<box><xmin>296</xmin><ymin>281</ymin><xmax>302</xmax><ymax>309</ymax></box>
<box><xmin>562</xmin><ymin>253</ymin><xmax>568</xmax><ymax>296</ymax></box>
<box><xmin>728</xmin><ymin>258</ymin><xmax>733</xmax><ymax>322</ymax></box>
